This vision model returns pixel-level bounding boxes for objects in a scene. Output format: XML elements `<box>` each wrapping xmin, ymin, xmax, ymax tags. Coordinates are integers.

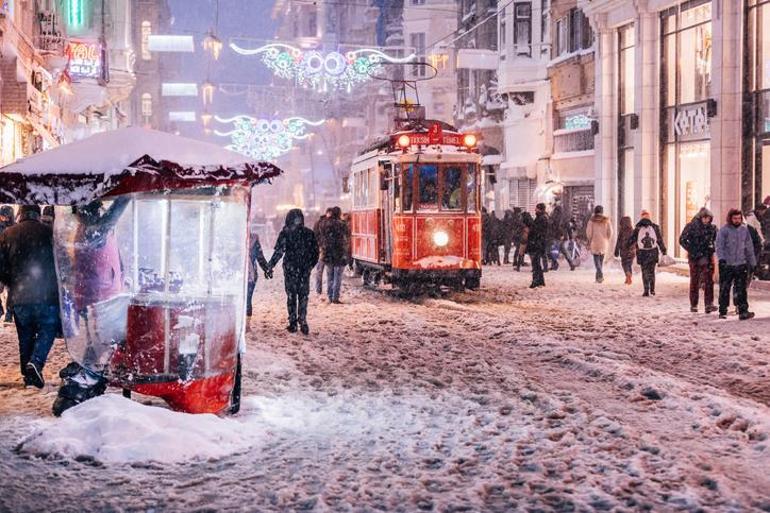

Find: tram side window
<box><xmin>403</xmin><ymin>165</ymin><xmax>414</xmax><ymax>212</ymax></box>
<box><xmin>393</xmin><ymin>164</ymin><xmax>401</xmax><ymax>211</ymax></box>
<box><xmin>466</xmin><ymin>164</ymin><xmax>478</xmax><ymax>212</ymax></box>
<box><xmin>442</xmin><ymin>166</ymin><xmax>463</xmax><ymax>210</ymax></box>
<box><xmin>418</xmin><ymin>164</ymin><xmax>438</xmax><ymax>209</ymax></box>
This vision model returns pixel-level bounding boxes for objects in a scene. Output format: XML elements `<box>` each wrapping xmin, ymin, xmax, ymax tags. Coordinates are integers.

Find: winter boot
<box><xmin>287</xmin><ymin>322</ymin><xmax>298</xmax><ymax>333</ymax></box>
<box><xmin>624</xmin><ymin>273</ymin><xmax>632</xmax><ymax>285</ymax></box>
<box><xmin>705</xmin><ymin>305</ymin><xmax>718</xmax><ymax>314</ymax></box>
<box><xmin>24</xmin><ymin>362</ymin><xmax>45</xmax><ymax>389</ymax></box>
<box><xmin>52</xmin><ymin>365</ymin><xmax>107</xmax><ymax>417</ymax></box>
<box><xmin>300</xmin><ymin>322</ymin><xmax>310</xmax><ymax>335</ymax></box>
<box><xmin>739</xmin><ymin>311</ymin><xmax>755</xmax><ymax>321</ymax></box>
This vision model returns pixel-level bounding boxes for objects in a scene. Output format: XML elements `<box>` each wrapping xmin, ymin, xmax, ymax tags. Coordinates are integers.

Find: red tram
<box><xmin>349</xmin><ymin>122</ymin><xmax>482</xmax><ymax>291</ymax></box>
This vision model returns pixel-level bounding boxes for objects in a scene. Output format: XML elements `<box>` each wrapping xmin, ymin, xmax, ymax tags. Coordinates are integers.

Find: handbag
<box><xmin>659</xmin><ymin>254</ymin><xmax>676</xmax><ymax>267</ymax></box>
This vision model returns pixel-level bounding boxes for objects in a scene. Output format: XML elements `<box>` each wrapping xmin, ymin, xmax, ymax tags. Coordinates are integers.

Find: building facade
<box><xmin>496</xmin><ymin>0</ymin><xmax>551</xmax><ymax>214</ymax></box>
<box><xmin>455</xmin><ymin>0</ymin><xmax>504</xmax><ymax>214</ymax></box>
<box><xmin>581</xmin><ymin>0</ymin><xmax>756</xmax><ymax>256</ymax></box>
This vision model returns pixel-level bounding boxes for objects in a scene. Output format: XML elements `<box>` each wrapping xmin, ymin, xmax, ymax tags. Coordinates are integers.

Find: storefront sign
<box><xmin>673</xmin><ymin>105</ymin><xmax>709</xmax><ymax>138</ymax></box>
<box><xmin>66</xmin><ymin>40</ymin><xmax>102</xmax><ymax>80</ymax></box>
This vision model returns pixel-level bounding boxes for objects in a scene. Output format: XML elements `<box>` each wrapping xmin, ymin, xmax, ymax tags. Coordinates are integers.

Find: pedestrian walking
<box><xmin>679</xmin><ymin>208</ymin><xmax>717</xmax><ymax>313</ymax></box>
<box><xmin>313</xmin><ymin>208</ymin><xmax>332</xmax><ymax>297</ymax></box>
<box><xmin>0</xmin><ymin>205</ymin><xmax>60</xmax><ymax>388</ymax></box>
<box><xmin>487</xmin><ymin>212</ymin><xmax>502</xmax><ymax>265</ymax></box>
<box><xmin>267</xmin><ymin>209</ymin><xmax>319</xmax><ymax>335</ymax></box>
<box><xmin>0</xmin><ymin>205</ymin><xmax>15</xmax><ymax>323</ymax></box>
<box><xmin>41</xmin><ymin>206</ymin><xmax>55</xmax><ymax>226</ymax></box>
<box><xmin>627</xmin><ymin>210</ymin><xmax>667</xmax><ymax>297</ymax></box>
<box><xmin>527</xmin><ymin>203</ymin><xmax>548</xmax><ymax>288</ymax></box>
<box><xmin>246</xmin><ymin>228</ymin><xmax>270</xmax><ymax>320</ymax></box>
<box><xmin>614</xmin><ymin>216</ymin><xmax>636</xmax><ymax>285</ymax></box>
<box><xmin>515</xmin><ymin>212</ymin><xmax>531</xmax><ymax>272</ymax></box>
<box><xmin>547</xmin><ymin>204</ymin><xmax>565</xmax><ymax>271</ymax></box>
<box><xmin>320</xmin><ymin>206</ymin><xmax>348</xmax><ymax>304</ymax></box>
<box><xmin>585</xmin><ymin>205</ymin><xmax>613</xmax><ymax>283</ymax></box>
<box><xmin>481</xmin><ymin>207</ymin><xmax>491</xmax><ymax>265</ymax></box>
<box><xmin>501</xmin><ymin>210</ymin><xmax>515</xmax><ymax>264</ymax></box>
<box><xmin>716</xmin><ymin>209</ymin><xmax>756</xmax><ymax>320</ymax></box>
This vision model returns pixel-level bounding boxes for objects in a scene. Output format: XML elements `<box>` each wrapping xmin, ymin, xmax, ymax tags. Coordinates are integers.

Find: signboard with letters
<box><xmin>66</xmin><ymin>40</ymin><xmax>103</xmax><ymax>80</ymax></box>
<box><xmin>667</xmin><ymin>102</ymin><xmax>711</xmax><ymax>142</ymax></box>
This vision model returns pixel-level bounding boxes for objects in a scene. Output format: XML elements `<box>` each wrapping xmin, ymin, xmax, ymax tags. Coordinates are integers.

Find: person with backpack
<box><xmin>716</xmin><ymin>209</ymin><xmax>756</xmax><ymax>320</ymax></box>
<box><xmin>678</xmin><ymin>208</ymin><xmax>717</xmax><ymax>313</ymax></box>
<box><xmin>627</xmin><ymin>210</ymin><xmax>667</xmax><ymax>296</ymax></box>
<box><xmin>614</xmin><ymin>216</ymin><xmax>636</xmax><ymax>285</ymax></box>
<box><xmin>585</xmin><ymin>205</ymin><xmax>613</xmax><ymax>283</ymax></box>
<box><xmin>320</xmin><ymin>206</ymin><xmax>348</xmax><ymax>304</ymax></box>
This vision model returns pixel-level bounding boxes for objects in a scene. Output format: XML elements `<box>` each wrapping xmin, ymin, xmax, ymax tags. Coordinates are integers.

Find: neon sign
<box><xmin>66</xmin><ymin>40</ymin><xmax>102</xmax><ymax>80</ymax></box>
<box><xmin>213</xmin><ymin>115</ymin><xmax>325</xmax><ymax>161</ymax></box>
<box><xmin>229</xmin><ymin>42</ymin><xmax>415</xmax><ymax>93</ymax></box>
<box><xmin>67</xmin><ymin>0</ymin><xmax>85</xmax><ymax>30</ymax></box>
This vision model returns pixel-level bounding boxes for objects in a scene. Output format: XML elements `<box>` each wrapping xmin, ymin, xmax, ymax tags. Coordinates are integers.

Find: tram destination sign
<box><xmin>396</xmin><ymin>131</ymin><xmax>463</xmax><ymax>146</ymax></box>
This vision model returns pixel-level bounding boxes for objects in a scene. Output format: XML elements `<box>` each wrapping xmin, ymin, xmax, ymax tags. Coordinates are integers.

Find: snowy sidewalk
<box><xmin>0</xmin><ymin>266</ymin><xmax>769</xmax><ymax>512</ymax></box>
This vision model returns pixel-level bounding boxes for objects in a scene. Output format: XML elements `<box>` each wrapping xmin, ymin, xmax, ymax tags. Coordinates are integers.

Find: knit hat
<box><xmin>698</xmin><ymin>207</ymin><xmax>713</xmax><ymax>219</ymax></box>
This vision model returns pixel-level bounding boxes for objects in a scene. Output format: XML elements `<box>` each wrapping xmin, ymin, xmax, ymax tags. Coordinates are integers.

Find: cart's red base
<box><xmin>127</xmin><ymin>373</ymin><xmax>234</xmax><ymax>414</ymax></box>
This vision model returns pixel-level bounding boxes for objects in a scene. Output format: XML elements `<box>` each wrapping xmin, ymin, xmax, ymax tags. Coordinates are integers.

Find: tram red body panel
<box><xmin>392</xmin><ymin>215</ymin><xmax>414</xmax><ymax>267</ymax></box>
<box><xmin>351</xmin><ymin>209</ymin><xmax>380</xmax><ymax>263</ymax></box>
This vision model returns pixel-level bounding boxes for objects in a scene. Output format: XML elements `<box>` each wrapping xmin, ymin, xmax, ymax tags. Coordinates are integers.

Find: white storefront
<box><xmin>582</xmin><ymin>0</ymin><xmax>745</xmax><ymax>256</ymax></box>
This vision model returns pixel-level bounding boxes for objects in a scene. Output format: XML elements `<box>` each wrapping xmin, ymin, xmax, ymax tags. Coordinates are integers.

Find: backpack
<box><xmin>638</xmin><ymin>225</ymin><xmax>659</xmax><ymax>251</ymax></box>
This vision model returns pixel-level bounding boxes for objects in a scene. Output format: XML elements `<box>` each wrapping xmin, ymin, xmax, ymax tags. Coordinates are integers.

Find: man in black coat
<box><xmin>679</xmin><ymin>208</ymin><xmax>717</xmax><ymax>312</ymax></box>
<box><xmin>320</xmin><ymin>206</ymin><xmax>348</xmax><ymax>304</ymax></box>
<box><xmin>627</xmin><ymin>210</ymin><xmax>667</xmax><ymax>297</ymax></box>
<box><xmin>0</xmin><ymin>205</ymin><xmax>60</xmax><ymax>388</ymax></box>
<box><xmin>527</xmin><ymin>203</ymin><xmax>549</xmax><ymax>288</ymax></box>
<box><xmin>268</xmin><ymin>209</ymin><xmax>319</xmax><ymax>335</ymax></box>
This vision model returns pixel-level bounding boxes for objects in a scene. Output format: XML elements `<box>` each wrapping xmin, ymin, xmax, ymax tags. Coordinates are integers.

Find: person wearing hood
<box><xmin>679</xmin><ymin>208</ymin><xmax>718</xmax><ymax>313</ymax></box>
<box><xmin>320</xmin><ymin>206</ymin><xmax>348</xmax><ymax>304</ymax></box>
<box><xmin>614</xmin><ymin>216</ymin><xmax>636</xmax><ymax>285</ymax></box>
<box><xmin>585</xmin><ymin>205</ymin><xmax>613</xmax><ymax>283</ymax></box>
<box><xmin>716</xmin><ymin>209</ymin><xmax>757</xmax><ymax>320</ymax></box>
<box><xmin>267</xmin><ymin>209</ymin><xmax>319</xmax><ymax>335</ymax></box>
<box><xmin>0</xmin><ymin>205</ymin><xmax>60</xmax><ymax>388</ymax></box>
<box><xmin>501</xmin><ymin>209</ymin><xmax>516</xmax><ymax>264</ymax></box>
<box><xmin>40</xmin><ymin>206</ymin><xmax>55</xmax><ymax>227</ymax></box>
<box><xmin>527</xmin><ymin>204</ymin><xmax>549</xmax><ymax>287</ymax></box>
<box><xmin>627</xmin><ymin>210</ymin><xmax>667</xmax><ymax>296</ymax></box>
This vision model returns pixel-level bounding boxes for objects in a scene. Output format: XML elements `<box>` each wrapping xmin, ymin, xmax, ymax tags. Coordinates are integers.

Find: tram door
<box><xmin>380</xmin><ymin>161</ymin><xmax>393</xmax><ymax>263</ymax></box>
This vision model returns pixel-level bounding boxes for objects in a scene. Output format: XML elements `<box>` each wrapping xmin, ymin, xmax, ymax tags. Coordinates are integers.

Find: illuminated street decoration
<box><xmin>214</xmin><ymin>115</ymin><xmax>325</xmax><ymax>161</ymax></box>
<box><xmin>229</xmin><ymin>42</ymin><xmax>415</xmax><ymax>92</ymax></box>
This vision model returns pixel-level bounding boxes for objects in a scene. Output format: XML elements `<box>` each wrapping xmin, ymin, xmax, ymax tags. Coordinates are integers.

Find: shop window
<box><xmin>141</xmin><ymin>21</ymin><xmax>152</xmax><ymax>61</ymax></box>
<box><xmin>141</xmin><ymin>93</ymin><xmax>152</xmax><ymax>119</ymax></box>
<box><xmin>499</xmin><ymin>15</ymin><xmax>506</xmax><ymax>59</ymax></box>
<box><xmin>514</xmin><ymin>3</ymin><xmax>532</xmax><ymax>57</ymax></box>
<box><xmin>619</xmin><ymin>24</ymin><xmax>635</xmax><ymax>115</ymax></box>
<box><xmin>554</xmin><ymin>8</ymin><xmax>593</xmax><ymax>57</ymax></box>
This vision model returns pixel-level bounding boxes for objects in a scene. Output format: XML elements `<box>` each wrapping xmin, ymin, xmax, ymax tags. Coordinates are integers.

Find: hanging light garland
<box><xmin>203</xmin><ymin>32</ymin><xmax>223</xmax><ymax>60</ymax></box>
<box><xmin>201</xmin><ymin>81</ymin><xmax>215</xmax><ymax>106</ymax></box>
<box><xmin>229</xmin><ymin>42</ymin><xmax>416</xmax><ymax>93</ymax></box>
<box><xmin>214</xmin><ymin>115</ymin><xmax>325</xmax><ymax>161</ymax></box>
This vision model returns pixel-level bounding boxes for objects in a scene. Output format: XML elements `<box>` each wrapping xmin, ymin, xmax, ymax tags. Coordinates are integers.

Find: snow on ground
<box><xmin>1</xmin><ymin>264</ymin><xmax>770</xmax><ymax>512</ymax></box>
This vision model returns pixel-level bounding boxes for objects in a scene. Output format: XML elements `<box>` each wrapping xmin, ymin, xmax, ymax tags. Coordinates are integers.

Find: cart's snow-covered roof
<box><xmin>0</xmin><ymin>127</ymin><xmax>282</xmax><ymax>205</ymax></box>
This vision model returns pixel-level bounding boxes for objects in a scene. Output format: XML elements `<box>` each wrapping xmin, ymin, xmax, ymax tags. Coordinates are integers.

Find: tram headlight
<box><xmin>432</xmin><ymin>230</ymin><xmax>449</xmax><ymax>247</ymax></box>
<box><xmin>463</xmin><ymin>133</ymin><xmax>477</xmax><ymax>148</ymax></box>
<box><xmin>397</xmin><ymin>134</ymin><xmax>411</xmax><ymax>149</ymax></box>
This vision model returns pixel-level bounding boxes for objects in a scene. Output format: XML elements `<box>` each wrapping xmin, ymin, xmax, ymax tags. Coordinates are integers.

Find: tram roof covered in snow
<box><xmin>0</xmin><ymin>127</ymin><xmax>282</xmax><ymax>205</ymax></box>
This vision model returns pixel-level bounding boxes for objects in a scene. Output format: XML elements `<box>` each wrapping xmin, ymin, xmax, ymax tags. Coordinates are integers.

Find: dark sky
<box><xmin>166</xmin><ymin>0</ymin><xmax>278</xmax><ymax>137</ymax></box>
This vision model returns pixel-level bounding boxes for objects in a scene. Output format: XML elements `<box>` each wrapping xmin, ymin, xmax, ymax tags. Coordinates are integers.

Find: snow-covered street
<box><xmin>1</xmin><ymin>265</ymin><xmax>769</xmax><ymax>512</ymax></box>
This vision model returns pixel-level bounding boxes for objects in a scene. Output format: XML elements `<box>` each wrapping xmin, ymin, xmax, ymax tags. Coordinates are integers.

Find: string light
<box><xmin>202</xmin><ymin>81</ymin><xmax>215</xmax><ymax>106</ymax></box>
<box><xmin>203</xmin><ymin>33</ymin><xmax>223</xmax><ymax>60</ymax></box>
<box><xmin>229</xmin><ymin>42</ymin><xmax>416</xmax><ymax>93</ymax></box>
<box><xmin>214</xmin><ymin>115</ymin><xmax>325</xmax><ymax>161</ymax></box>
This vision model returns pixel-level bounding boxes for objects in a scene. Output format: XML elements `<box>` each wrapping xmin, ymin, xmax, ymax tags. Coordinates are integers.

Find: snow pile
<box><xmin>0</xmin><ymin>127</ymin><xmax>255</xmax><ymax>176</ymax></box>
<box><xmin>18</xmin><ymin>394</ymin><xmax>255</xmax><ymax>463</ymax></box>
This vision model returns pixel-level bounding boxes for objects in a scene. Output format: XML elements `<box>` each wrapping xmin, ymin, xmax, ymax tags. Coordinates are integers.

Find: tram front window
<box><xmin>442</xmin><ymin>166</ymin><xmax>463</xmax><ymax>210</ymax></box>
<box><xmin>403</xmin><ymin>165</ymin><xmax>414</xmax><ymax>211</ymax></box>
<box><xmin>419</xmin><ymin>164</ymin><xmax>439</xmax><ymax>209</ymax></box>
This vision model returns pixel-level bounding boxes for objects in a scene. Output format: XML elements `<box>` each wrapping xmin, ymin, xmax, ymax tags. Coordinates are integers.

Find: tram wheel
<box><xmin>465</xmin><ymin>276</ymin><xmax>480</xmax><ymax>290</ymax></box>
